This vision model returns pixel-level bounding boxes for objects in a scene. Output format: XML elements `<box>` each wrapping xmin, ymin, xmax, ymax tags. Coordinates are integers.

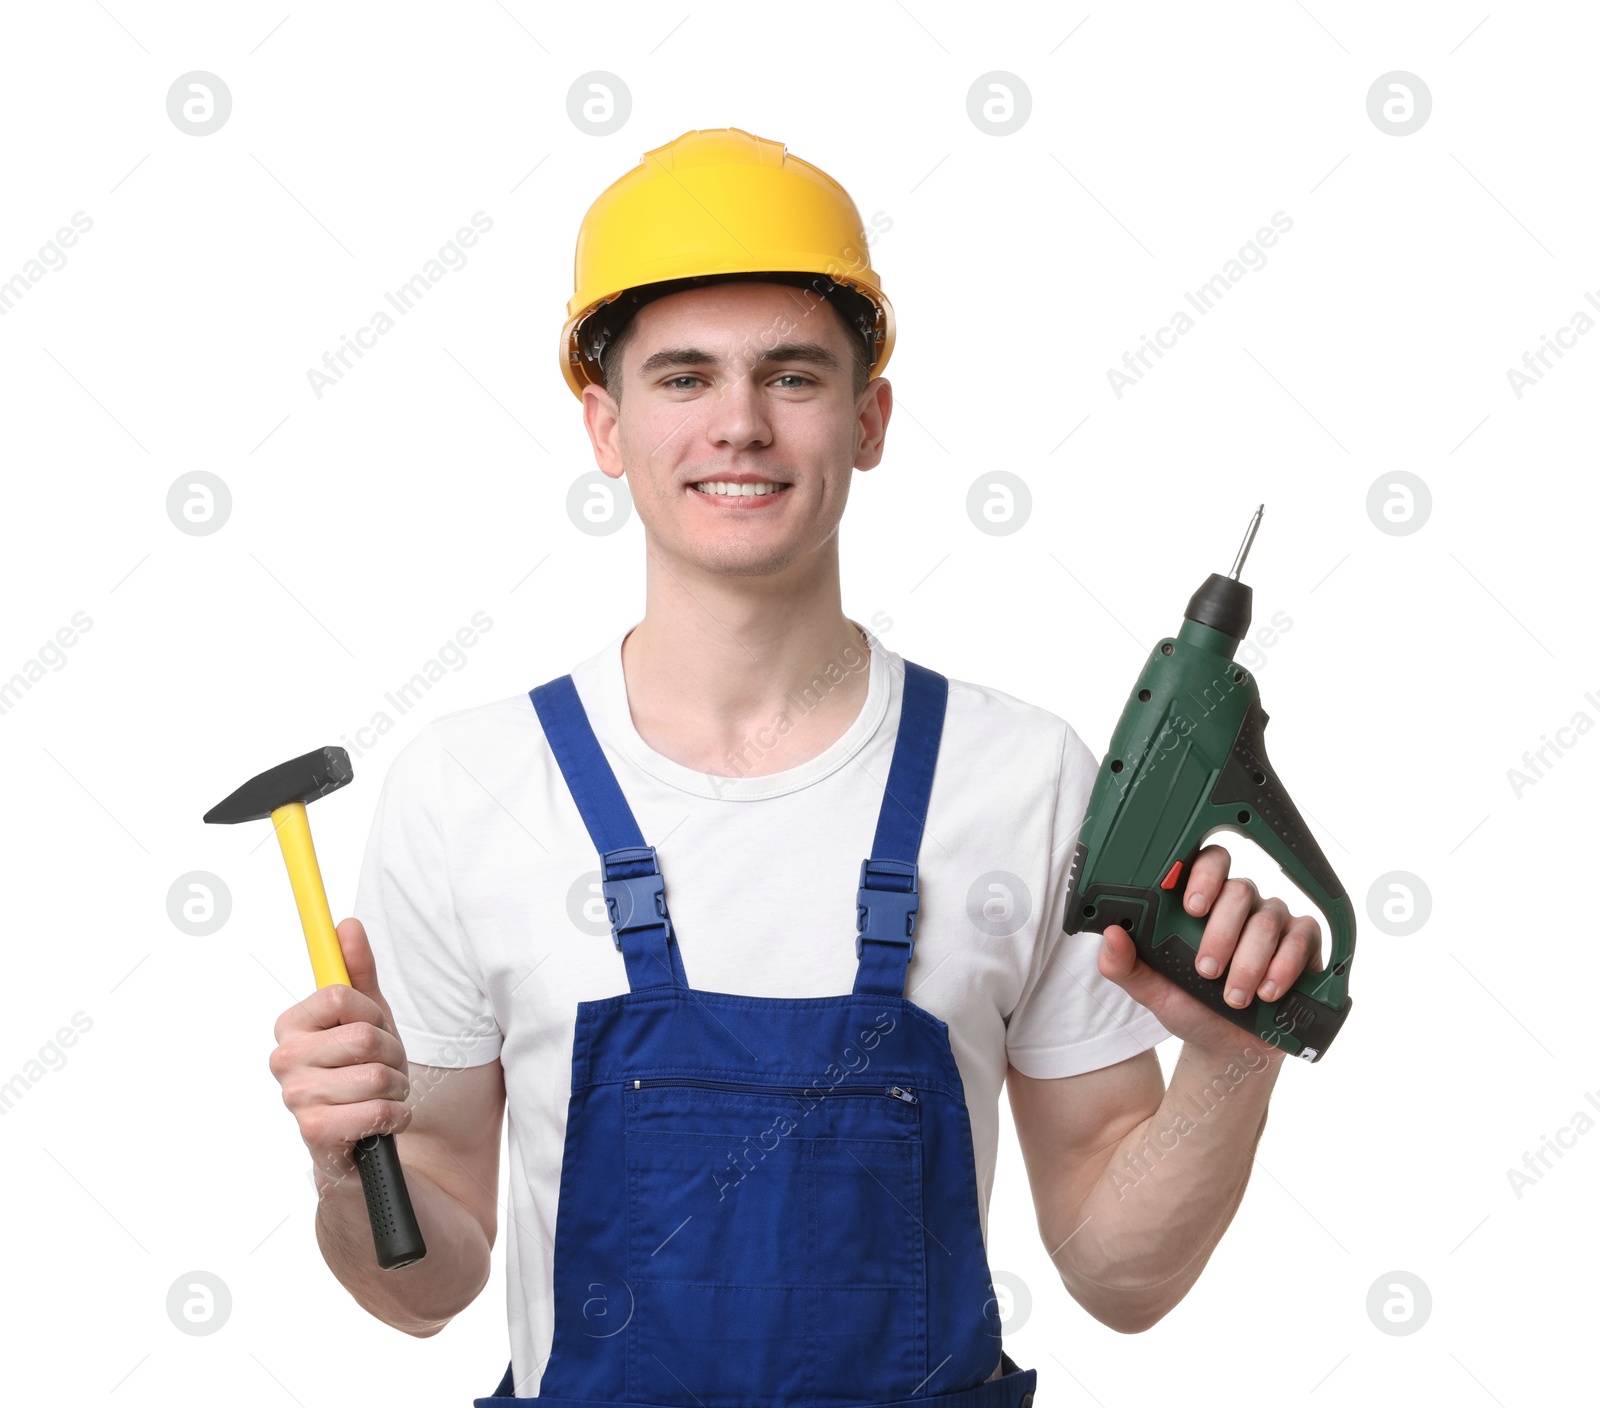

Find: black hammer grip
<box><xmin>355</xmin><ymin>1132</ymin><xmax>427</xmax><ymax>1269</ymax></box>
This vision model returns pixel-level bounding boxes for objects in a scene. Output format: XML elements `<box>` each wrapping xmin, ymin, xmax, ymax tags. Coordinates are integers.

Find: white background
<box><xmin>1</xmin><ymin>2</ymin><xmax>1592</xmax><ymax>1404</ymax></box>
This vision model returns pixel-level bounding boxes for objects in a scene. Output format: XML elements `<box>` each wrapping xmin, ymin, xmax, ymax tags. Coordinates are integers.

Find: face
<box><xmin>581</xmin><ymin>280</ymin><xmax>892</xmax><ymax>578</ymax></box>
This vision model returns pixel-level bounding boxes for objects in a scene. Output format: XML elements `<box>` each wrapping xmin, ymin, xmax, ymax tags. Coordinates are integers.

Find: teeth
<box><xmin>691</xmin><ymin>481</ymin><xmax>786</xmax><ymax>496</ymax></box>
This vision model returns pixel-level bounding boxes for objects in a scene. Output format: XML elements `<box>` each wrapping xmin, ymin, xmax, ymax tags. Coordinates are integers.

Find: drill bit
<box><xmin>1229</xmin><ymin>504</ymin><xmax>1264</xmax><ymax>581</ymax></box>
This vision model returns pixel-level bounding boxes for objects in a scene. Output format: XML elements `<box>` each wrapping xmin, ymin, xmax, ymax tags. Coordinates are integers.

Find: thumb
<box><xmin>1096</xmin><ymin>923</ymin><xmax>1168</xmax><ymax>1012</ymax></box>
<box><xmin>335</xmin><ymin>917</ymin><xmax>397</xmax><ymax>1033</ymax></box>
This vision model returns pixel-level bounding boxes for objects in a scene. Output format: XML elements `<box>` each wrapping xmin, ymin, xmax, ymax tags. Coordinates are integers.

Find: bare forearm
<box><xmin>1057</xmin><ymin>1040</ymin><xmax>1283</xmax><ymax>1331</ymax></box>
<box><xmin>314</xmin><ymin>1154</ymin><xmax>491</xmax><ymax>1336</ymax></box>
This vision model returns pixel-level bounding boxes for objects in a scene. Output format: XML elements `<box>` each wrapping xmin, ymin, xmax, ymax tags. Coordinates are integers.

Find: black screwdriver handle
<box><xmin>354</xmin><ymin>1132</ymin><xmax>427</xmax><ymax>1269</ymax></box>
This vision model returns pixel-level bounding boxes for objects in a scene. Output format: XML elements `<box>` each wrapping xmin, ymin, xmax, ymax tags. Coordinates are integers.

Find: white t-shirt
<box><xmin>354</xmin><ymin>618</ymin><xmax>1170</xmax><ymax>1391</ymax></box>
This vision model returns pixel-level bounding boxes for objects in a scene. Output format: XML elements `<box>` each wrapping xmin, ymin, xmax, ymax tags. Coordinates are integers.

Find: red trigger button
<box><xmin>1159</xmin><ymin>861</ymin><xmax>1183</xmax><ymax>891</ymax></box>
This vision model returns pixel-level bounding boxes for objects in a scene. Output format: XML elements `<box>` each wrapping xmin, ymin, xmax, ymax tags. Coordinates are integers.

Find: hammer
<box><xmin>204</xmin><ymin>745</ymin><xmax>427</xmax><ymax>1270</ymax></box>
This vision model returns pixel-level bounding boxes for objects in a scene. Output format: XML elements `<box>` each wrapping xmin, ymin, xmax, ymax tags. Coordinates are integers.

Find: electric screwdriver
<box><xmin>1062</xmin><ymin>506</ymin><xmax>1356</xmax><ymax>1061</ymax></box>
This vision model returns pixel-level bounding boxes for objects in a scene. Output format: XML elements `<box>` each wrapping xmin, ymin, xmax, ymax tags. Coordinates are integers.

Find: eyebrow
<box><xmin>634</xmin><ymin>340</ymin><xmax>845</xmax><ymax>379</ymax></box>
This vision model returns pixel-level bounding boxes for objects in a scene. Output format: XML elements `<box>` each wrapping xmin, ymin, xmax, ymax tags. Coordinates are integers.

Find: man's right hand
<box><xmin>268</xmin><ymin>916</ymin><xmax>412</xmax><ymax>1194</ymax></box>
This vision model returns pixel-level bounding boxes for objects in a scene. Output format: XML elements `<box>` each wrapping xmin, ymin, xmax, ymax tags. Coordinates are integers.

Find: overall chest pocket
<box><xmin>622</xmin><ymin>1078</ymin><xmax>927</xmax><ymax>1406</ymax></box>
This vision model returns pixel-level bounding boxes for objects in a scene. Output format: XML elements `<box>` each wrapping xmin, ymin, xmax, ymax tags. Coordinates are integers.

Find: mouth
<box><xmin>687</xmin><ymin>479</ymin><xmax>793</xmax><ymax>505</ymax></box>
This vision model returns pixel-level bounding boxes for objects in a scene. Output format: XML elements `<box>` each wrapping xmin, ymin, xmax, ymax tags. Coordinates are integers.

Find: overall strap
<box><xmin>529</xmin><ymin>675</ymin><xmax>687</xmax><ymax>992</ymax></box>
<box><xmin>853</xmin><ymin>660</ymin><xmax>949</xmax><ymax>997</ymax></box>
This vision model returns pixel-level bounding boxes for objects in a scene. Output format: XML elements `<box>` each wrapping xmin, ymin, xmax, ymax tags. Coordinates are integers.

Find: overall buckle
<box><xmin>855</xmin><ymin>856</ymin><xmax>919</xmax><ymax>960</ymax></box>
<box><xmin>601</xmin><ymin>845</ymin><xmax>673</xmax><ymax>952</ymax></box>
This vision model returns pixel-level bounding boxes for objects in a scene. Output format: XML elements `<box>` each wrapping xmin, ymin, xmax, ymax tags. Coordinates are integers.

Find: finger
<box><xmin>1096</xmin><ymin>924</ymin><xmax>1170</xmax><ymax>1013</ymax></box>
<box><xmin>335</xmin><ymin>917</ymin><xmax>396</xmax><ymax>1031</ymax></box>
<box><xmin>273</xmin><ymin>980</ymin><xmax>390</xmax><ymax>1045</ymax></box>
<box><xmin>271</xmin><ymin>1014</ymin><xmax>407</xmax><ymax>1077</ymax></box>
<box><xmin>297</xmin><ymin>1096</ymin><xmax>413</xmax><ymax>1153</ymax></box>
<box><xmin>280</xmin><ymin>1057</ymin><xmax>411</xmax><ymax>1115</ymax></box>
<box><xmin>1182</xmin><ymin>844</ymin><xmax>1234</xmax><ymax>917</ymax></box>
<box><xmin>1256</xmin><ymin>915</ymin><xmax>1323</xmax><ymax>1000</ymax></box>
<box><xmin>1219</xmin><ymin>898</ymin><xmax>1290</xmax><ymax>1008</ymax></box>
<box><xmin>1193</xmin><ymin>876</ymin><xmax>1260</xmax><ymax>979</ymax></box>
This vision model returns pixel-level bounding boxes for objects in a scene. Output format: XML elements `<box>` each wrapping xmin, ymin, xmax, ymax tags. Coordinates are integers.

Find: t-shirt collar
<box><xmin>571</xmin><ymin>618</ymin><xmax>891</xmax><ymax>801</ymax></box>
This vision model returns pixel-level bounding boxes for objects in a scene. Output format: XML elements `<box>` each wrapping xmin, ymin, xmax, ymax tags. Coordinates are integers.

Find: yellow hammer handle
<box><xmin>267</xmin><ymin>797</ymin><xmax>425</xmax><ymax>1269</ymax></box>
<box><xmin>271</xmin><ymin>801</ymin><xmax>352</xmax><ymax>989</ymax></box>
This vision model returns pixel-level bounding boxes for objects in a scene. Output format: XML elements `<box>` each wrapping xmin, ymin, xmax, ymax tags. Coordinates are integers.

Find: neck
<box><xmin>619</xmin><ymin>546</ymin><xmax>872</xmax><ymax>779</ymax></box>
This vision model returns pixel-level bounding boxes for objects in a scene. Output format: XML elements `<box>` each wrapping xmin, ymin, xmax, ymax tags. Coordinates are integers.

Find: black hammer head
<box><xmin>203</xmin><ymin>746</ymin><xmax>354</xmax><ymax>825</ymax></box>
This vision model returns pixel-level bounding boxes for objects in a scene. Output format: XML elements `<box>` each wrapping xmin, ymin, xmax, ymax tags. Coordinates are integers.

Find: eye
<box><xmin>771</xmin><ymin>373</ymin><xmax>811</xmax><ymax>389</ymax></box>
<box><xmin>665</xmin><ymin>374</ymin><xmax>703</xmax><ymax>389</ymax></box>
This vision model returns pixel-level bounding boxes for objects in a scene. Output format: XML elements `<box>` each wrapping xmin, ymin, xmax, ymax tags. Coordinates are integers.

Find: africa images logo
<box><xmin>1106</xmin><ymin>213</ymin><xmax>1294</xmax><ymax>399</ymax></box>
<box><xmin>306</xmin><ymin>212</ymin><xmax>494</xmax><ymax>399</ymax></box>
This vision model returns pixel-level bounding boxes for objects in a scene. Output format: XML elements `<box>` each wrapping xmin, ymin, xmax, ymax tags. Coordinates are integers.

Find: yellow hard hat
<box><xmin>560</xmin><ymin>126</ymin><xmax>895</xmax><ymax>400</ymax></box>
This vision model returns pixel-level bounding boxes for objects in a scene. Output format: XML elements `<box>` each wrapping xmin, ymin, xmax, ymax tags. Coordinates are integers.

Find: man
<box><xmin>268</xmin><ymin>128</ymin><xmax>1321</xmax><ymax>1402</ymax></box>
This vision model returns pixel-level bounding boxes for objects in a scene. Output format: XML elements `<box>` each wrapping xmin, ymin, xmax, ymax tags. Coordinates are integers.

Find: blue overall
<box><xmin>474</xmin><ymin>659</ymin><xmax>1037</xmax><ymax>1408</ymax></box>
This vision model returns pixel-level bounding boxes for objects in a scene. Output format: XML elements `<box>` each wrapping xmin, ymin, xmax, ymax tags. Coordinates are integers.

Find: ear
<box><xmin>853</xmin><ymin>377</ymin><xmax>893</xmax><ymax>471</ymax></box>
<box><xmin>582</xmin><ymin>381</ymin><xmax>625</xmax><ymax>478</ymax></box>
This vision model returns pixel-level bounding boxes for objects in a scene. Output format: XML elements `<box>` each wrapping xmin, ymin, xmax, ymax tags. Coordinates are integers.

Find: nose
<box><xmin>702</xmin><ymin>365</ymin><xmax>774</xmax><ymax>452</ymax></box>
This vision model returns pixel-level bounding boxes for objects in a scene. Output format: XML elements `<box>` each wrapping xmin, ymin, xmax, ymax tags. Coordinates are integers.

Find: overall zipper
<box><xmin>628</xmin><ymin>1076</ymin><xmax>917</xmax><ymax>1104</ymax></box>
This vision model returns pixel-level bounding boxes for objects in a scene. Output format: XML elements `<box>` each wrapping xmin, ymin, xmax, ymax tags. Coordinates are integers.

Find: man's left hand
<box><xmin>1096</xmin><ymin>842</ymin><xmax>1323</xmax><ymax>1058</ymax></box>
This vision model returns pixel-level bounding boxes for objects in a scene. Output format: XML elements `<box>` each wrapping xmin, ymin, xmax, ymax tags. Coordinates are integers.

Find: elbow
<box><xmin>404</xmin><ymin>1318</ymin><xmax>451</xmax><ymax>1339</ymax></box>
<box><xmin>383</xmin><ymin>1303</ymin><xmax>460</xmax><ymax>1338</ymax></box>
<box><xmin>397</xmin><ymin>1250</ymin><xmax>492</xmax><ymax>1337</ymax></box>
<box><xmin>1102</xmin><ymin>1303</ymin><xmax>1169</xmax><ymax>1335</ymax></box>
<box><xmin>1063</xmin><ymin>1276</ymin><xmax>1174</xmax><ymax>1335</ymax></box>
